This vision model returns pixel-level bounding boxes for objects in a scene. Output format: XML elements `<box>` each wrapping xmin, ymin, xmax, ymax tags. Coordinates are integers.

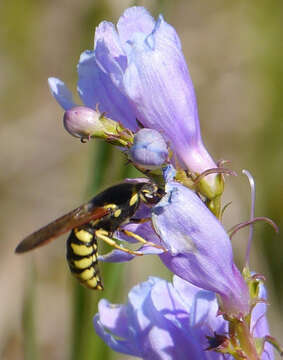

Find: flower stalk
<box><xmin>229</xmin><ymin>319</ymin><xmax>260</xmax><ymax>360</ymax></box>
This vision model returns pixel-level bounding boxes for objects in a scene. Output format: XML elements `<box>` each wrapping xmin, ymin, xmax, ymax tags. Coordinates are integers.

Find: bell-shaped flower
<box><xmin>152</xmin><ymin>175</ymin><xmax>249</xmax><ymax>317</ymax></box>
<box><xmin>121</xmin><ymin>8</ymin><xmax>217</xmax><ymax>178</ymax></box>
<box><xmin>94</xmin><ymin>276</ymin><xmax>273</xmax><ymax>360</ymax></box>
<box><xmin>48</xmin><ymin>6</ymin><xmax>220</xmax><ymax>197</ymax></box>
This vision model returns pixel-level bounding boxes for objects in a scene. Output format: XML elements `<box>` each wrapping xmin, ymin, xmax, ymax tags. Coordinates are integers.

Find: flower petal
<box><xmin>173</xmin><ymin>276</ymin><xmax>227</xmax><ymax>332</ymax></box>
<box><xmin>127</xmin><ymin>276</ymin><xmax>160</xmax><ymax>310</ymax></box>
<box><xmin>94</xmin><ymin>314</ymin><xmax>138</xmax><ymax>356</ymax></box>
<box><xmin>48</xmin><ymin>77</ymin><xmax>77</xmax><ymax>110</ymax></box>
<box><xmin>77</xmin><ymin>50</ymin><xmax>137</xmax><ymax>129</ymax></box>
<box><xmin>94</xmin><ymin>21</ymin><xmax>124</xmax><ymax>62</ymax></box>
<box><xmin>128</xmin><ymin>278</ymin><xmax>194</xmax><ymax>360</ymax></box>
<box><xmin>97</xmin><ymin>299</ymin><xmax>129</xmax><ymax>338</ymax></box>
<box><xmin>98</xmin><ymin>250</ymin><xmax>135</xmax><ymax>263</ymax></box>
<box><xmin>95</xmin><ymin>276</ymin><xmax>227</xmax><ymax>360</ymax></box>
<box><xmin>149</xmin><ymin>280</ymin><xmax>212</xmax><ymax>359</ymax></box>
<box><xmin>117</xmin><ymin>6</ymin><xmax>155</xmax><ymax>46</ymax></box>
<box><xmin>251</xmin><ymin>283</ymin><xmax>273</xmax><ymax>360</ymax></box>
<box><xmin>118</xmin><ymin>220</ymin><xmax>160</xmax><ymax>244</ymax></box>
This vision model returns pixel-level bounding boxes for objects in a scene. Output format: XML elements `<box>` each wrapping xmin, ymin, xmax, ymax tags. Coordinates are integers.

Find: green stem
<box><xmin>231</xmin><ymin>319</ymin><xmax>260</xmax><ymax>360</ymax></box>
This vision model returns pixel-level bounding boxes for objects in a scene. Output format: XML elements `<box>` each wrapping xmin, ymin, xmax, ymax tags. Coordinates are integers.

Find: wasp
<box><xmin>15</xmin><ymin>181</ymin><xmax>165</xmax><ymax>290</ymax></box>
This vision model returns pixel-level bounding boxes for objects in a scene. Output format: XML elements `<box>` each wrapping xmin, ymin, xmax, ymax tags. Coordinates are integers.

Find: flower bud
<box><xmin>63</xmin><ymin>106</ymin><xmax>111</xmax><ymax>139</ymax></box>
<box><xmin>128</xmin><ymin>128</ymin><xmax>168</xmax><ymax>170</ymax></box>
<box><xmin>63</xmin><ymin>106</ymin><xmax>134</xmax><ymax>146</ymax></box>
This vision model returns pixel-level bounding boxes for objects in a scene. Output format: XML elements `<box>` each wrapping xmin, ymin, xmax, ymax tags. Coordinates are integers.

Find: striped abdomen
<box><xmin>66</xmin><ymin>226</ymin><xmax>103</xmax><ymax>290</ymax></box>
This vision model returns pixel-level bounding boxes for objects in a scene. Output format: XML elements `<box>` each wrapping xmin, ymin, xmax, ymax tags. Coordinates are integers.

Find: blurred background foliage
<box><xmin>0</xmin><ymin>0</ymin><xmax>282</xmax><ymax>359</ymax></box>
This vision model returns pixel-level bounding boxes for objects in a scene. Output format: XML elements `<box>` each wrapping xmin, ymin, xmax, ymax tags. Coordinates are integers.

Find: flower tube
<box><xmin>152</xmin><ymin>177</ymin><xmax>249</xmax><ymax>317</ymax></box>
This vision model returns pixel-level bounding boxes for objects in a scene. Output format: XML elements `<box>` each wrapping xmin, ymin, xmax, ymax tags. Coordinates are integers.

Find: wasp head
<box><xmin>140</xmin><ymin>183</ymin><xmax>165</xmax><ymax>205</ymax></box>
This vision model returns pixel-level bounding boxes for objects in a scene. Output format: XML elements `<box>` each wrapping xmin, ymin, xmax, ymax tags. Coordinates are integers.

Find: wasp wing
<box><xmin>15</xmin><ymin>202</ymin><xmax>110</xmax><ymax>254</ymax></box>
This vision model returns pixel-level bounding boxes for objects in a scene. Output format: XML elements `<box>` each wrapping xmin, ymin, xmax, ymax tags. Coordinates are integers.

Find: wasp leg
<box><xmin>120</xmin><ymin>229</ymin><xmax>166</xmax><ymax>252</ymax></box>
<box><xmin>95</xmin><ymin>229</ymin><xmax>143</xmax><ymax>256</ymax></box>
<box><xmin>129</xmin><ymin>217</ymin><xmax>151</xmax><ymax>224</ymax></box>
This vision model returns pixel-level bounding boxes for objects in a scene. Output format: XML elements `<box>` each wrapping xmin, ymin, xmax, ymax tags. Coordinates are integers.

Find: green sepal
<box><xmin>90</xmin><ymin>115</ymin><xmax>134</xmax><ymax>147</ymax></box>
<box><xmin>197</xmin><ymin>173</ymin><xmax>224</xmax><ymax>200</ymax></box>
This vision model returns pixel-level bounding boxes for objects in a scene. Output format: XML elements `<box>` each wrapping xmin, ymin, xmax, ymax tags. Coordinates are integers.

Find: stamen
<box><xmin>229</xmin><ymin>171</ymin><xmax>278</xmax><ymax>264</ymax></box>
<box><xmin>220</xmin><ymin>201</ymin><xmax>232</xmax><ymax>220</ymax></box>
<box><xmin>242</xmin><ymin>169</ymin><xmax>255</xmax><ymax>266</ymax></box>
<box><xmin>229</xmin><ymin>217</ymin><xmax>279</xmax><ymax>240</ymax></box>
<box><xmin>217</xmin><ymin>159</ymin><xmax>231</xmax><ymax>167</ymax></box>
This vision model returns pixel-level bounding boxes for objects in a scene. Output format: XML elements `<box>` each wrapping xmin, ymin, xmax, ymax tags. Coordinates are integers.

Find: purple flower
<box><xmin>152</xmin><ymin>172</ymin><xmax>250</xmax><ymax>317</ymax></box>
<box><xmin>94</xmin><ymin>276</ymin><xmax>273</xmax><ymax>359</ymax></box>
<box><xmin>94</xmin><ymin>276</ymin><xmax>228</xmax><ymax>360</ymax></box>
<box><xmin>48</xmin><ymin>6</ymin><xmax>218</xmax><ymax>188</ymax></box>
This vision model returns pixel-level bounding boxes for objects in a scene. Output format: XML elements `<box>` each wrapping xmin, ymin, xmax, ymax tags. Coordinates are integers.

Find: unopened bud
<box><xmin>129</xmin><ymin>128</ymin><xmax>168</xmax><ymax>170</ymax></box>
<box><xmin>63</xmin><ymin>106</ymin><xmax>108</xmax><ymax>139</ymax></box>
<box><xmin>63</xmin><ymin>106</ymin><xmax>134</xmax><ymax>146</ymax></box>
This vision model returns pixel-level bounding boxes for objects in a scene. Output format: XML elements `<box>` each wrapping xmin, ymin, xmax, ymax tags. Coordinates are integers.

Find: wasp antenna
<box><xmin>136</xmin><ymin>118</ymin><xmax>144</xmax><ymax>129</ymax></box>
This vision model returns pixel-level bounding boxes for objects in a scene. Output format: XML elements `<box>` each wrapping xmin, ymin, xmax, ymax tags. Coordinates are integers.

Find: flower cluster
<box><xmin>48</xmin><ymin>6</ymin><xmax>223</xmax><ymax>205</ymax></box>
<box><xmin>49</xmin><ymin>6</ymin><xmax>281</xmax><ymax>360</ymax></box>
<box><xmin>94</xmin><ymin>276</ymin><xmax>273</xmax><ymax>360</ymax></box>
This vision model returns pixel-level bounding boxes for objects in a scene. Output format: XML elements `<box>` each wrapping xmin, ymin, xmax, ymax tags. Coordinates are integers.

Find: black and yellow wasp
<box><xmin>15</xmin><ymin>181</ymin><xmax>165</xmax><ymax>290</ymax></box>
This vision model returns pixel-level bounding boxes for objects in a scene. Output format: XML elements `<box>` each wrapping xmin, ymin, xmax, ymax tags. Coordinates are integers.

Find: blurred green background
<box><xmin>0</xmin><ymin>0</ymin><xmax>282</xmax><ymax>359</ymax></box>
